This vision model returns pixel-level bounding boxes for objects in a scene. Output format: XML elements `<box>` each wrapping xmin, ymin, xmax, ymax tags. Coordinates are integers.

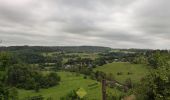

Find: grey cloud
<box><xmin>132</xmin><ymin>0</ymin><xmax>170</xmax><ymax>34</ymax></box>
<box><xmin>0</xmin><ymin>0</ymin><xmax>170</xmax><ymax>49</ymax></box>
<box><xmin>0</xmin><ymin>1</ymin><xmax>35</xmax><ymax>25</ymax></box>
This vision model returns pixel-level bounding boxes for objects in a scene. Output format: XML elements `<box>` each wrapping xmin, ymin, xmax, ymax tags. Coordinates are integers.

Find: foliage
<box><xmin>14</xmin><ymin>51</ymin><xmax>45</xmax><ymax>64</ymax></box>
<box><xmin>148</xmin><ymin>51</ymin><xmax>168</xmax><ymax>69</ymax></box>
<box><xmin>94</xmin><ymin>57</ymin><xmax>106</xmax><ymax>66</ymax></box>
<box><xmin>60</xmin><ymin>88</ymin><xmax>88</xmax><ymax>100</ymax></box>
<box><xmin>124</xmin><ymin>78</ymin><xmax>133</xmax><ymax>89</ymax></box>
<box><xmin>60</xmin><ymin>90</ymin><xmax>79</xmax><ymax>100</ymax></box>
<box><xmin>135</xmin><ymin>66</ymin><xmax>170</xmax><ymax>100</ymax></box>
<box><xmin>0</xmin><ymin>52</ymin><xmax>13</xmax><ymax>70</ymax></box>
<box><xmin>6</xmin><ymin>64</ymin><xmax>60</xmax><ymax>90</ymax></box>
<box><xmin>18</xmin><ymin>72</ymin><xmax>103</xmax><ymax>100</ymax></box>
<box><xmin>132</xmin><ymin>54</ymin><xmax>148</xmax><ymax>64</ymax></box>
<box><xmin>0</xmin><ymin>46</ymin><xmax>111</xmax><ymax>53</ymax></box>
<box><xmin>135</xmin><ymin>52</ymin><xmax>170</xmax><ymax>100</ymax></box>
<box><xmin>0</xmin><ymin>82</ymin><xmax>18</xmax><ymax>100</ymax></box>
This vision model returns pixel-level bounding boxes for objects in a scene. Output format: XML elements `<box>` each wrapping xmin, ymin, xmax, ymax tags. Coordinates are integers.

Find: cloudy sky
<box><xmin>0</xmin><ymin>0</ymin><xmax>170</xmax><ymax>49</ymax></box>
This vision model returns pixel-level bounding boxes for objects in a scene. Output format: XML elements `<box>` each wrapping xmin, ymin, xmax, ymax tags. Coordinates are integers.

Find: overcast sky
<box><xmin>0</xmin><ymin>0</ymin><xmax>170</xmax><ymax>49</ymax></box>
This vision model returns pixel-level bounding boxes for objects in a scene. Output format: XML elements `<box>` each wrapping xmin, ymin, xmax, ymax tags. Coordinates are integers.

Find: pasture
<box><xmin>95</xmin><ymin>62</ymin><xmax>149</xmax><ymax>83</ymax></box>
<box><xmin>18</xmin><ymin>72</ymin><xmax>103</xmax><ymax>100</ymax></box>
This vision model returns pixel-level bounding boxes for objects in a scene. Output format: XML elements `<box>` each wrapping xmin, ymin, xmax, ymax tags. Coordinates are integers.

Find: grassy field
<box><xmin>41</xmin><ymin>52</ymin><xmax>61</xmax><ymax>57</ymax></box>
<box><xmin>18</xmin><ymin>72</ymin><xmax>108</xmax><ymax>100</ymax></box>
<box><xmin>65</xmin><ymin>53</ymin><xmax>99</xmax><ymax>60</ymax></box>
<box><xmin>42</xmin><ymin>52</ymin><xmax>99</xmax><ymax>60</ymax></box>
<box><xmin>95</xmin><ymin>62</ymin><xmax>149</xmax><ymax>83</ymax></box>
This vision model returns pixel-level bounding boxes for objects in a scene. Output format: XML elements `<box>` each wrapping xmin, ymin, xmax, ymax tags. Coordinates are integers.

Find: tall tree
<box><xmin>135</xmin><ymin>52</ymin><xmax>170</xmax><ymax>100</ymax></box>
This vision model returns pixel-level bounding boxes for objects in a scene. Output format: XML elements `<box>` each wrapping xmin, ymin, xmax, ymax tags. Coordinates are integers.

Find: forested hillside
<box><xmin>0</xmin><ymin>46</ymin><xmax>111</xmax><ymax>53</ymax></box>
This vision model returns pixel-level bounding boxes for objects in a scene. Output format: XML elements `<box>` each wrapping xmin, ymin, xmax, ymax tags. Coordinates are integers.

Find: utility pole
<box><xmin>101</xmin><ymin>79</ymin><xmax>129</xmax><ymax>100</ymax></box>
<box><xmin>102</xmin><ymin>79</ymin><xmax>107</xmax><ymax>100</ymax></box>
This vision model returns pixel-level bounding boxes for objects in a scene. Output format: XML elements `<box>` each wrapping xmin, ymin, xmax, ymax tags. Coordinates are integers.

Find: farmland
<box><xmin>18</xmin><ymin>71</ymin><xmax>123</xmax><ymax>100</ymax></box>
<box><xmin>18</xmin><ymin>71</ymin><xmax>101</xmax><ymax>100</ymax></box>
<box><xmin>95</xmin><ymin>62</ymin><xmax>149</xmax><ymax>83</ymax></box>
<box><xmin>0</xmin><ymin>46</ymin><xmax>170</xmax><ymax>100</ymax></box>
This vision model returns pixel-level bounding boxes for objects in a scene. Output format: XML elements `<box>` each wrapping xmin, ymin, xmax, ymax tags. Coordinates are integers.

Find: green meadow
<box><xmin>95</xmin><ymin>62</ymin><xmax>149</xmax><ymax>83</ymax></box>
<box><xmin>18</xmin><ymin>72</ymin><xmax>102</xmax><ymax>100</ymax></box>
<box><xmin>18</xmin><ymin>62</ymin><xmax>149</xmax><ymax>99</ymax></box>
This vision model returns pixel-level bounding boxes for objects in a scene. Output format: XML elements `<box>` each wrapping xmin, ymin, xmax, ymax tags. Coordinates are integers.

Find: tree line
<box><xmin>0</xmin><ymin>52</ymin><xmax>61</xmax><ymax>100</ymax></box>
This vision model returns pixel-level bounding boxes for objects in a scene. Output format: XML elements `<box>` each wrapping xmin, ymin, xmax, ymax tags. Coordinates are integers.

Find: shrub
<box><xmin>6</xmin><ymin>64</ymin><xmax>61</xmax><ymax>90</ymax></box>
<box><xmin>117</xmin><ymin>72</ymin><xmax>123</xmax><ymax>75</ymax></box>
<box><xmin>127</xmin><ymin>72</ymin><xmax>133</xmax><ymax>75</ymax></box>
<box><xmin>83</xmin><ymin>76</ymin><xmax>87</xmax><ymax>79</ymax></box>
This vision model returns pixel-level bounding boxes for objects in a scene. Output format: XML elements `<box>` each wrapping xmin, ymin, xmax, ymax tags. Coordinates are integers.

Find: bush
<box><xmin>0</xmin><ymin>84</ymin><xmax>18</xmax><ymax>100</ymax></box>
<box><xmin>46</xmin><ymin>72</ymin><xmax>61</xmax><ymax>87</ymax></box>
<box><xmin>83</xmin><ymin>76</ymin><xmax>87</xmax><ymax>79</ymax></box>
<box><xmin>127</xmin><ymin>72</ymin><xmax>133</xmax><ymax>75</ymax></box>
<box><xmin>6</xmin><ymin>64</ymin><xmax>61</xmax><ymax>90</ymax></box>
<box><xmin>117</xmin><ymin>72</ymin><xmax>123</xmax><ymax>75</ymax></box>
<box><xmin>106</xmin><ymin>73</ymin><xmax>115</xmax><ymax>81</ymax></box>
<box><xmin>124</xmin><ymin>78</ymin><xmax>133</xmax><ymax>89</ymax></box>
<box><xmin>47</xmin><ymin>97</ymin><xmax>53</xmax><ymax>100</ymax></box>
<box><xmin>60</xmin><ymin>90</ymin><xmax>78</xmax><ymax>100</ymax></box>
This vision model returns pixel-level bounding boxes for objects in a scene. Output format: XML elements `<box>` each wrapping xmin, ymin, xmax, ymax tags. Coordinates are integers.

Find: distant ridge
<box><xmin>0</xmin><ymin>46</ymin><xmax>112</xmax><ymax>53</ymax></box>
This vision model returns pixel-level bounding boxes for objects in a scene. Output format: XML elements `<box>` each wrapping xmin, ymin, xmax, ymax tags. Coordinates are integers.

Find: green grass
<box><xmin>110</xmin><ymin>50</ymin><xmax>135</xmax><ymax>54</ymax></box>
<box><xmin>42</xmin><ymin>52</ymin><xmax>61</xmax><ymax>57</ymax></box>
<box><xmin>18</xmin><ymin>72</ymin><xmax>103</xmax><ymax>100</ymax></box>
<box><xmin>95</xmin><ymin>62</ymin><xmax>149</xmax><ymax>83</ymax></box>
<box><xmin>42</xmin><ymin>52</ymin><xmax>99</xmax><ymax>60</ymax></box>
<box><xmin>65</xmin><ymin>53</ymin><xmax>99</xmax><ymax>60</ymax></box>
